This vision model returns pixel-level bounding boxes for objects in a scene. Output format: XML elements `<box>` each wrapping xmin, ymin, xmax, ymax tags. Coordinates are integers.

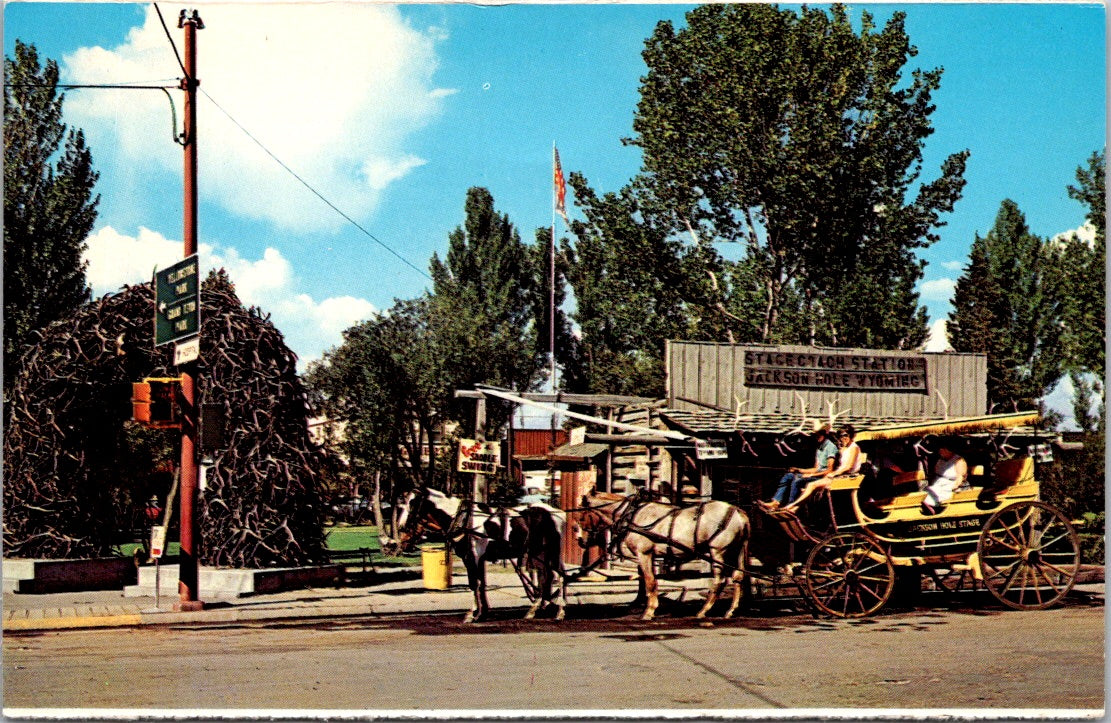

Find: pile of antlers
<box><xmin>3</xmin><ymin>277</ymin><xmax>329</xmax><ymax>567</ymax></box>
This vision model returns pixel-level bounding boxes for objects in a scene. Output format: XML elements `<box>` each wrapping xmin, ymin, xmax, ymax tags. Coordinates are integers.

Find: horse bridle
<box><xmin>397</xmin><ymin>488</ymin><xmax>444</xmax><ymax>550</ymax></box>
<box><xmin>576</xmin><ymin>496</ymin><xmax>635</xmax><ymax>548</ymax></box>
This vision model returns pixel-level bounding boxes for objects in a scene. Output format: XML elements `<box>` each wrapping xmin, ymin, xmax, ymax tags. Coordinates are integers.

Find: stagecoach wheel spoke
<box><xmin>804</xmin><ymin>532</ymin><xmax>895</xmax><ymax>618</ymax></box>
<box><xmin>978</xmin><ymin>501</ymin><xmax>1080</xmax><ymax>611</ymax></box>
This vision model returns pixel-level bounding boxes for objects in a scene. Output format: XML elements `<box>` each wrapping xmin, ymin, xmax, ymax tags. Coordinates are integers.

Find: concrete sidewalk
<box><xmin>4</xmin><ymin>562</ymin><xmax>1103</xmax><ymax>633</ymax></box>
<box><xmin>1</xmin><ymin>563</ymin><xmax>673</xmax><ymax>632</ymax></box>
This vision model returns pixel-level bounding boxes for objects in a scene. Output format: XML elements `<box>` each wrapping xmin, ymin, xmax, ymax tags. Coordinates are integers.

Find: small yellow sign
<box><xmin>457</xmin><ymin>439</ymin><xmax>501</xmax><ymax>475</ymax></box>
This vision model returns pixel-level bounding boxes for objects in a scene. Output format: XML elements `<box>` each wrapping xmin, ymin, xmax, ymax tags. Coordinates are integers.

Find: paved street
<box><xmin>4</xmin><ymin>594</ymin><xmax>1103</xmax><ymax>716</ymax></box>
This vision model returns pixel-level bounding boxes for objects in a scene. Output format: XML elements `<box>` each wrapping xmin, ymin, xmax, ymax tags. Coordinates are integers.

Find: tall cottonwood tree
<box><xmin>4</xmin><ymin>41</ymin><xmax>99</xmax><ymax>388</ymax></box>
<box><xmin>622</xmin><ymin>4</ymin><xmax>968</xmax><ymax>347</ymax></box>
<box><xmin>563</xmin><ymin>179</ymin><xmax>713</xmax><ymax>395</ymax></box>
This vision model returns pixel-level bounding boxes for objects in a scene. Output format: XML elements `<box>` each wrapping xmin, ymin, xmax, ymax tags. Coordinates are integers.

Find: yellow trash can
<box><xmin>420</xmin><ymin>544</ymin><xmax>452</xmax><ymax>590</ymax></box>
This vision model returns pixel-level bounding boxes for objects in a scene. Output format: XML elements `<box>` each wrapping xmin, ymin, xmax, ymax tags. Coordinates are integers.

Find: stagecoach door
<box><xmin>560</xmin><ymin>469</ymin><xmax>604</xmax><ymax>569</ymax></box>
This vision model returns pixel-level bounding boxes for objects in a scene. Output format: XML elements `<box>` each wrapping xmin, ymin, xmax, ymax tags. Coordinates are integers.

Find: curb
<box><xmin>4</xmin><ymin>613</ymin><xmax>144</xmax><ymax>631</ymax></box>
<box><xmin>2</xmin><ymin>583</ymin><xmax>649</xmax><ymax>632</ymax></box>
<box><xmin>4</xmin><ymin>571</ymin><xmax>1100</xmax><ymax>633</ymax></box>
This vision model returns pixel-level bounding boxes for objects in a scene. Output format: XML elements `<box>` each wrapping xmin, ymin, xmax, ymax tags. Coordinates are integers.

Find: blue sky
<box><xmin>4</xmin><ymin>2</ymin><xmax>1106</xmax><ymax>377</ymax></box>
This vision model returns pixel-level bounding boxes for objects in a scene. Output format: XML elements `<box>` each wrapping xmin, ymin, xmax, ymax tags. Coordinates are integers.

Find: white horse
<box><xmin>394</xmin><ymin>488</ymin><xmax>567</xmax><ymax>623</ymax></box>
<box><xmin>575</xmin><ymin>490</ymin><xmax>750</xmax><ymax>621</ymax></box>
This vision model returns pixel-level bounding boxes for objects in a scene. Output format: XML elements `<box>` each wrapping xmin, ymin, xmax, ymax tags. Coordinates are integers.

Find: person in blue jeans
<box><xmin>758</xmin><ymin>424</ymin><xmax>838</xmax><ymax>511</ymax></box>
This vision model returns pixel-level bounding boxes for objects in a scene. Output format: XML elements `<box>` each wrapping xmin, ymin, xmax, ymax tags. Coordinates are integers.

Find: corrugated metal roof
<box><xmin>548</xmin><ymin>442</ymin><xmax>609</xmax><ymax>462</ymax></box>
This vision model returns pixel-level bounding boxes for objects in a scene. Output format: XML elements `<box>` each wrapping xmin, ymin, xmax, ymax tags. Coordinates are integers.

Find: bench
<box><xmin>872</xmin><ymin>457</ymin><xmax>1037</xmax><ymax>514</ymax></box>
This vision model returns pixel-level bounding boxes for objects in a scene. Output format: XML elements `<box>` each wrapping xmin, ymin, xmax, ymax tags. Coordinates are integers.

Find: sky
<box><xmin>3</xmin><ymin>3</ymin><xmax>1106</xmax><ymax>387</ymax></box>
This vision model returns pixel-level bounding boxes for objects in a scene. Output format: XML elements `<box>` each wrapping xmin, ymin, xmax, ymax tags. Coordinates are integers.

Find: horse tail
<box><xmin>726</xmin><ymin>506</ymin><xmax>751</xmax><ymax>579</ymax></box>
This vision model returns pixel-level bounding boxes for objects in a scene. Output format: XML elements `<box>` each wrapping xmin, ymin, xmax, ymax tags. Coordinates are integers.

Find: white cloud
<box><xmin>86</xmin><ymin>226</ymin><xmax>186</xmax><ymax>293</ymax></box>
<box><xmin>205</xmin><ymin>246</ymin><xmax>293</xmax><ymax>303</ymax></box>
<box><xmin>1051</xmin><ymin>221</ymin><xmax>1098</xmax><ymax>246</ymax></box>
<box><xmin>919</xmin><ymin>278</ymin><xmax>957</xmax><ymax>302</ymax></box>
<box><xmin>279</xmin><ymin>294</ymin><xmax>377</xmax><ymax>350</ymax></box>
<box><xmin>63</xmin><ymin>4</ymin><xmax>452</xmax><ymax>232</ymax></box>
<box><xmin>925</xmin><ymin>318</ymin><xmax>952</xmax><ymax>352</ymax></box>
<box><xmin>83</xmin><ymin>227</ymin><xmax>374</xmax><ymax>366</ymax></box>
<box><xmin>940</xmin><ymin>260</ymin><xmax>964</xmax><ymax>272</ymax></box>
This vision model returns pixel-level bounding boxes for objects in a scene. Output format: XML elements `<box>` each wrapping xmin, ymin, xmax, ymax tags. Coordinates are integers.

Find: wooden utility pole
<box><xmin>176</xmin><ymin>9</ymin><xmax>204</xmax><ymax>612</ymax></box>
<box><xmin>473</xmin><ymin>395</ymin><xmax>487</xmax><ymax>503</ymax></box>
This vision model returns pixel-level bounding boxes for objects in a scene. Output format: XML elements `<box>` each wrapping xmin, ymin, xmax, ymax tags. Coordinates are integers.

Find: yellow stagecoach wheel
<box><xmin>977</xmin><ymin>500</ymin><xmax>1080</xmax><ymax>610</ymax></box>
<box><xmin>804</xmin><ymin>532</ymin><xmax>895</xmax><ymax>618</ymax></box>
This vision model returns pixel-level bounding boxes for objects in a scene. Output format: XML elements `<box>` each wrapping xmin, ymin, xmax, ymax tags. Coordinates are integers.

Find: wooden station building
<box><xmin>482</xmin><ymin>341</ymin><xmax>1057</xmax><ymax>566</ymax></box>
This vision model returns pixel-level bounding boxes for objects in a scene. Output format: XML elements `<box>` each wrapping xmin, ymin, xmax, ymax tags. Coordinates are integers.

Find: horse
<box><xmin>393</xmin><ymin>488</ymin><xmax>567</xmax><ymax>623</ymax></box>
<box><xmin>574</xmin><ymin>490</ymin><xmax>750</xmax><ymax>621</ymax></box>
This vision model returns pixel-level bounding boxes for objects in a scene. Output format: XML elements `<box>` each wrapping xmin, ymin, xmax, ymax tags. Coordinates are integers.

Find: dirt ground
<box><xmin>4</xmin><ymin>589</ymin><xmax>1104</xmax><ymax>714</ymax></box>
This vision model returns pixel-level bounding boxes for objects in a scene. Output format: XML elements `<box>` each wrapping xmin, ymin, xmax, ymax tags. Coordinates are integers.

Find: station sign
<box><xmin>154</xmin><ymin>255</ymin><xmax>200</xmax><ymax>347</ymax></box>
<box><xmin>695</xmin><ymin>439</ymin><xmax>729</xmax><ymax>460</ymax></box>
<box><xmin>458</xmin><ymin>439</ymin><xmax>501</xmax><ymax>475</ymax></box>
<box><xmin>743</xmin><ymin>349</ymin><xmax>928</xmax><ymax>392</ymax></box>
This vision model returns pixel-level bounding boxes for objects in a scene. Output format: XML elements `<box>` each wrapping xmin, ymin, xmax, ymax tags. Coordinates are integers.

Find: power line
<box><xmin>6</xmin><ymin>83</ymin><xmax>178</xmax><ymax>90</ymax></box>
<box><xmin>198</xmin><ymin>88</ymin><xmax>432</xmax><ymax>282</ymax></box>
<box><xmin>152</xmin><ymin>3</ymin><xmax>188</xmax><ymax>80</ymax></box>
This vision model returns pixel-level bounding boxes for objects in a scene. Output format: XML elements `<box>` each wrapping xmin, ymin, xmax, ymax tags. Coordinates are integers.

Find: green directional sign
<box><xmin>154</xmin><ymin>254</ymin><xmax>200</xmax><ymax>346</ymax></box>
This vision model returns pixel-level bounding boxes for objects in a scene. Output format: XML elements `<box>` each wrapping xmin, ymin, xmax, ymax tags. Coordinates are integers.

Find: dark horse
<box><xmin>392</xmin><ymin>488</ymin><xmax>567</xmax><ymax>623</ymax></box>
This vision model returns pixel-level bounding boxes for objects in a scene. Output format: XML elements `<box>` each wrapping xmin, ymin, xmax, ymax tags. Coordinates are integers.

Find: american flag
<box><xmin>553</xmin><ymin>146</ymin><xmax>569</xmax><ymax>225</ymax></box>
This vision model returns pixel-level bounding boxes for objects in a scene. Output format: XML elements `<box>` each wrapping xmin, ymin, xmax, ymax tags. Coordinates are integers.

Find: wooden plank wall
<box><xmin>666</xmin><ymin>341</ymin><xmax>987</xmax><ymax>421</ymax></box>
<box><xmin>610</xmin><ymin>406</ymin><xmax>672</xmax><ymax>493</ymax></box>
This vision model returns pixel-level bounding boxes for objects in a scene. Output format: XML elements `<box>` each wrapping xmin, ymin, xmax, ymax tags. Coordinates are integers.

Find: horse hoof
<box><xmin>555</xmin><ymin>612</ymin><xmax>565</xmax><ymax>622</ymax></box>
<box><xmin>695</xmin><ymin>611</ymin><xmax>708</xmax><ymax>619</ymax></box>
<box><xmin>463</xmin><ymin>613</ymin><xmax>475</xmax><ymax>623</ymax></box>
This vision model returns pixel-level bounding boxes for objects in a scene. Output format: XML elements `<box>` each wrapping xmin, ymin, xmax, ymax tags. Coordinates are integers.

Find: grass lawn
<box><xmin>115</xmin><ymin>541</ymin><xmax>181</xmax><ymax>558</ymax></box>
<box><xmin>114</xmin><ymin>525</ymin><xmax>420</xmax><ymax>566</ymax></box>
<box><xmin>324</xmin><ymin>524</ymin><xmax>420</xmax><ymax>566</ymax></box>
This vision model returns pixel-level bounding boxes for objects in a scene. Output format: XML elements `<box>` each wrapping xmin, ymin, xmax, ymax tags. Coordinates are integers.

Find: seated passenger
<box><xmin>782</xmin><ymin>426</ymin><xmax>862</xmax><ymax>513</ymax></box>
<box><xmin>758</xmin><ymin>424</ymin><xmax>837</xmax><ymax>511</ymax></box>
<box><xmin>921</xmin><ymin>444</ymin><xmax>969</xmax><ymax>514</ymax></box>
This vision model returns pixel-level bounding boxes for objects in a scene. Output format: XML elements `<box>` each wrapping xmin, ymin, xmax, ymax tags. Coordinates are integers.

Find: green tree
<box><xmin>1060</xmin><ymin>150</ymin><xmax>1105</xmax><ymax>380</ymax></box>
<box><xmin>624</xmin><ymin>4</ymin><xmax>967</xmax><ymax>347</ymax></box>
<box><xmin>529</xmin><ymin>226</ymin><xmax>578</xmax><ymax>391</ymax></box>
<box><xmin>948</xmin><ymin>200</ymin><xmax>1066</xmax><ymax>409</ymax></box>
<box><xmin>307</xmin><ymin>188</ymin><xmax>549</xmax><ymax>502</ymax></box>
<box><xmin>562</xmin><ymin>179</ymin><xmax>710</xmax><ymax>395</ymax></box>
<box><xmin>428</xmin><ymin>187</ymin><xmax>547</xmax><ymax>427</ymax></box>
<box><xmin>4</xmin><ymin>41</ymin><xmax>99</xmax><ymax>387</ymax></box>
<box><xmin>948</xmin><ymin>234</ymin><xmax>1010</xmax><ymax>399</ymax></box>
<box><xmin>306</xmin><ymin>298</ymin><xmax>445</xmax><ymax>497</ymax></box>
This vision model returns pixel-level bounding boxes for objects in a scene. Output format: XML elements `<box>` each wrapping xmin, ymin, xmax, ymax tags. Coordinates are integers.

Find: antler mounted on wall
<box><xmin>826</xmin><ymin>398</ymin><xmax>850</xmax><ymax>430</ymax></box>
<box><xmin>788</xmin><ymin>391</ymin><xmax>813</xmax><ymax>435</ymax></box>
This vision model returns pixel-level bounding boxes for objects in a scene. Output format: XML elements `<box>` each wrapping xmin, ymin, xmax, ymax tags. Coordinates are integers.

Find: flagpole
<box><xmin>549</xmin><ymin>143</ymin><xmax>558</xmax><ymax>448</ymax></box>
<box><xmin>550</xmin><ymin>143</ymin><xmax>557</xmax><ymax>396</ymax></box>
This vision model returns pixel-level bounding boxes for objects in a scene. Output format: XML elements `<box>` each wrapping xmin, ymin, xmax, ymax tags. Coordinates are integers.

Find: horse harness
<box><xmin>580</xmin><ymin>497</ymin><xmax>744</xmax><ymax>573</ymax></box>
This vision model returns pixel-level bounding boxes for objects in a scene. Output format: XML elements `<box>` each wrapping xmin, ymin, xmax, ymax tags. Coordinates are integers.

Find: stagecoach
<box><xmin>755</xmin><ymin>411</ymin><xmax>1082</xmax><ymax>618</ymax></box>
<box><xmin>393</xmin><ymin>403</ymin><xmax>1082</xmax><ymax>624</ymax></box>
